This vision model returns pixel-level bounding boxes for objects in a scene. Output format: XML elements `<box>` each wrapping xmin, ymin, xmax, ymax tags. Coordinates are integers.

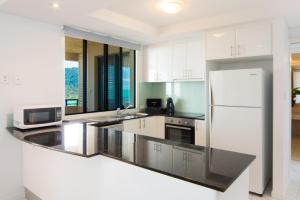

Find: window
<box><xmin>64</xmin><ymin>36</ymin><xmax>136</xmax><ymax>115</ymax></box>
<box><xmin>65</xmin><ymin>37</ymin><xmax>84</xmax><ymax>114</ymax></box>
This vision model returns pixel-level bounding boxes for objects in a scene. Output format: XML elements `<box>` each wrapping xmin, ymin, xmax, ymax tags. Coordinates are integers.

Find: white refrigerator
<box><xmin>209</xmin><ymin>68</ymin><xmax>272</xmax><ymax>195</ymax></box>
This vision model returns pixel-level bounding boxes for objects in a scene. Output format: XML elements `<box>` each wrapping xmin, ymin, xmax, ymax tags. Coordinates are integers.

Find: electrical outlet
<box><xmin>0</xmin><ymin>75</ymin><xmax>9</xmax><ymax>85</ymax></box>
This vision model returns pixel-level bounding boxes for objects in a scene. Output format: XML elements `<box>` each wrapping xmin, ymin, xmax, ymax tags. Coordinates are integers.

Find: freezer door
<box><xmin>209</xmin><ymin>106</ymin><xmax>264</xmax><ymax>194</ymax></box>
<box><xmin>209</xmin><ymin>69</ymin><xmax>263</xmax><ymax>107</ymax></box>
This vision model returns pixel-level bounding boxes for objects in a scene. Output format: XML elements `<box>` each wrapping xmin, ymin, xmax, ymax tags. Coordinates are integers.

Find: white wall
<box><xmin>0</xmin><ymin>12</ymin><xmax>64</xmax><ymax>200</ymax></box>
<box><xmin>289</xmin><ymin>27</ymin><xmax>300</xmax><ymax>44</ymax></box>
<box><xmin>272</xmin><ymin>19</ymin><xmax>291</xmax><ymax>199</ymax></box>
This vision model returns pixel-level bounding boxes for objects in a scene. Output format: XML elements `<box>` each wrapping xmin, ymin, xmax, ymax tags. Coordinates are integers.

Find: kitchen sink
<box><xmin>127</xmin><ymin>113</ymin><xmax>149</xmax><ymax>117</ymax></box>
<box><xmin>114</xmin><ymin>112</ymin><xmax>149</xmax><ymax>120</ymax></box>
<box><xmin>88</xmin><ymin>113</ymin><xmax>148</xmax><ymax>123</ymax></box>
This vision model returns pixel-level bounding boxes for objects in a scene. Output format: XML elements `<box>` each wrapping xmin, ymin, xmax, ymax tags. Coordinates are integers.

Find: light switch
<box><xmin>0</xmin><ymin>75</ymin><xmax>9</xmax><ymax>85</ymax></box>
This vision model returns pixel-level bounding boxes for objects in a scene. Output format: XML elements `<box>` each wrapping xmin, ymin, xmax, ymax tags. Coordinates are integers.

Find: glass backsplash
<box><xmin>139</xmin><ymin>82</ymin><xmax>205</xmax><ymax>114</ymax></box>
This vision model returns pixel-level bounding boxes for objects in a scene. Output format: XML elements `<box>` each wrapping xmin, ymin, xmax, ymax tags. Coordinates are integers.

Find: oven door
<box><xmin>165</xmin><ymin>124</ymin><xmax>195</xmax><ymax>144</ymax></box>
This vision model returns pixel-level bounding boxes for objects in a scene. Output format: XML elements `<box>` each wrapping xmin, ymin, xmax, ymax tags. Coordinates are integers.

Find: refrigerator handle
<box><xmin>209</xmin><ymin>106</ymin><xmax>213</xmax><ymax>148</ymax></box>
<box><xmin>209</xmin><ymin>75</ymin><xmax>213</xmax><ymax>106</ymax></box>
<box><xmin>208</xmin><ymin>75</ymin><xmax>213</xmax><ymax>148</ymax></box>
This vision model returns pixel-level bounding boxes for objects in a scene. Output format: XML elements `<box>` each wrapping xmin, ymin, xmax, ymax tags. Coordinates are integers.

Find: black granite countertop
<box><xmin>7</xmin><ymin>121</ymin><xmax>254</xmax><ymax>192</ymax></box>
<box><xmin>147</xmin><ymin>112</ymin><xmax>205</xmax><ymax>120</ymax></box>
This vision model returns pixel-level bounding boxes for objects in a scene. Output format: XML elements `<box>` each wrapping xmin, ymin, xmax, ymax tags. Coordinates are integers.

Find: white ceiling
<box><xmin>0</xmin><ymin>0</ymin><xmax>300</xmax><ymax>44</ymax></box>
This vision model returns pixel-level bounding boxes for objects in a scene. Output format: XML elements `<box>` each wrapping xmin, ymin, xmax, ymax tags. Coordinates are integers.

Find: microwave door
<box><xmin>25</xmin><ymin>108</ymin><xmax>58</xmax><ymax>125</ymax></box>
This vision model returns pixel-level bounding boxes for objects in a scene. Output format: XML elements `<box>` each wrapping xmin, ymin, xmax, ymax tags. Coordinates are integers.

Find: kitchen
<box><xmin>0</xmin><ymin>0</ymin><xmax>295</xmax><ymax>200</ymax></box>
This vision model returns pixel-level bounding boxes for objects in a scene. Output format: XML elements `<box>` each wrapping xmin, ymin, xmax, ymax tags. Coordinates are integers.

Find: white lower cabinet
<box><xmin>195</xmin><ymin>120</ymin><xmax>206</xmax><ymax>146</ymax></box>
<box><xmin>123</xmin><ymin>118</ymin><xmax>142</xmax><ymax>134</ymax></box>
<box><xmin>123</xmin><ymin>116</ymin><xmax>165</xmax><ymax>139</ymax></box>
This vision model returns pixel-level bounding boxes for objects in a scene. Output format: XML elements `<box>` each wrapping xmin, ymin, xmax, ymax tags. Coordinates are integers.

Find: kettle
<box><xmin>166</xmin><ymin>97</ymin><xmax>175</xmax><ymax>116</ymax></box>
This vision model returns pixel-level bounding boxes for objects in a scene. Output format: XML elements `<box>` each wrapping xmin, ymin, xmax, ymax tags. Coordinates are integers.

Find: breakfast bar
<box><xmin>8</xmin><ymin>121</ymin><xmax>255</xmax><ymax>200</ymax></box>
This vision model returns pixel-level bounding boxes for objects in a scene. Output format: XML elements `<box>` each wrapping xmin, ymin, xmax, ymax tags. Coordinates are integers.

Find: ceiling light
<box><xmin>157</xmin><ymin>0</ymin><xmax>183</xmax><ymax>14</ymax></box>
<box><xmin>51</xmin><ymin>2</ymin><xmax>60</xmax><ymax>9</ymax></box>
<box><xmin>213</xmin><ymin>33</ymin><xmax>225</xmax><ymax>38</ymax></box>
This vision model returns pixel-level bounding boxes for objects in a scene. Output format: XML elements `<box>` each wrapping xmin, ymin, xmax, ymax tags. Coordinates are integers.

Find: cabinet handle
<box><xmin>183</xmin><ymin>152</ymin><xmax>187</xmax><ymax>161</ymax></box>
<box><xmin>188</xmin><ymin>154</ymin><xmax>192</xmax><ymax>162</ymax></box>
<box><xmin>157</xmin><ymin>144</ymin><xmax>161</xmax><ymax>152</ymax></box>
<box><xmin>143</xmin><ymin>119</ymin><xmax>145</xmax><ymax>129</ymax></box>
<box><xmin>237</xmin><ymin>45</ymin><xmax>241</xmax><ymax>56</ymax></box>
<box><xmin>139</xmin><ymin>120</ymin><xmax>141</xmax><ymax>129</ymax></box>
<box><xmin>154</xmin><ymin>144</ymin><xmax>157</xmax><ymax>151</ymax></box>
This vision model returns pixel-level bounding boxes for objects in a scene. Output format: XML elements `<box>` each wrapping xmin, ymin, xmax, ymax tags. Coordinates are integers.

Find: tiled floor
<box><xmin>249</xmin><ymin>181</ymin><xmax>300</xmax><ymax>200</ymax></box>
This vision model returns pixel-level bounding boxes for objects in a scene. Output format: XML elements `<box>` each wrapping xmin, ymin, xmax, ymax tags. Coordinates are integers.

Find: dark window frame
<box><xmin>65</xmin><ymin>38</ymin><xmax>136</xmax><ymax>116</ymax></box>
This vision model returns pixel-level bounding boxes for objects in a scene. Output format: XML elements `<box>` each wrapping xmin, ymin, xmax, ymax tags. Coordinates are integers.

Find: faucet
<box><xmin>117</xmin><ymin>105</ymin><xmax>134</xmax><ymax>117</ymax></box>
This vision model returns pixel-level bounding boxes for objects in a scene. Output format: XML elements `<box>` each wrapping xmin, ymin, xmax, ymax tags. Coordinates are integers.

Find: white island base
<box><xmin>23</xmin><ymin>143</ymin><xmax>250</xmax><ymax>200</ymax></box>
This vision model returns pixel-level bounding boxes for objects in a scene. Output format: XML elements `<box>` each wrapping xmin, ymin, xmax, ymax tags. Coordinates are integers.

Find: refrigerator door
<box><xmin>209</xmin><ymin>69</ymin><xmax>263</xmax><ymax>107</ymax></box>
<box><xmin>209</xmin><ymin>105</ymin><xmax>264</xmax><ymax>194</ymax></box>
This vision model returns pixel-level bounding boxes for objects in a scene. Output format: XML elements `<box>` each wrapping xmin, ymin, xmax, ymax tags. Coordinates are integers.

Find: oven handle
<box><xmin>165</xmin><ymin>124</ymin><xmax>193</xmax><ymax>131</ymax></box>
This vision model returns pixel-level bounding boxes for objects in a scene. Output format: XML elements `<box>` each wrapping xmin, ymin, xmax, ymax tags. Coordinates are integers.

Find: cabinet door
<box><xmin>136</xmin><ymin>139</ymin><xmax>157</xmax><ymax>169</ymax></box>
<box><xmin>141</xmin><ymin>116</ymin><xmax>165</xmax><ymax>139</ymax></box>
<box><xmin>186</xmin><ymin>37</ymin><xmax>205</xmax><ymax>80</ymax></box>
<box><xmin>123</xmin><ymin>119</ymin><xmax>141</xmax><ymax>134</ymax></box>
<box><xmin>157</xmin><ymin>143</ymin><xmax>173</xmax><ymax>173</ymax></box>
<box><xmin>172</xmin><ymin>148</ymin><xmax>187</xmax><ymax>177</ymax></box>
<box><xmin>236</xmin><ymin>23</ymin><xmax>272</xmax><ymax>57</ymax></box>
<box><xmin>122</xmin><ymin>134</ymin><xmax>135</xmax><ymax>162</ymax></box>
<box><xmin>141</xmin><ymin>117</ymin><xmax>155</xmax><ymax>137</ymax></box>
<box><xmin>172</xmin><ymin>41</ymin><xmax>187</xmax><ymax>80</ymax></box>
<box><xmin>186</xmin><ymin>151</ymin><xmax>205</xmax><ymax>180</ymax></box>
<box><xmin>155</xmin><ymin>116</ymin><xmax>165</xmax><ymax>139</ymax></box>
<box><xmin>143</xmin><ymin>46</ymin><xmax>158</xmax><ymax>82</ymax></box>
<box><xmin>195</xmin><ymin>120</ymin><xmax>206</xmax><ymax>146</ymax></box>
<box><xmin>156</xmin><ymin>45</ymin><xmax>172</xmax><ymax>82</ymax></box>
<box><xmin>206</xmin><ymin>28</ymin><xmax>236</xmax><ymax>60</ymax></box>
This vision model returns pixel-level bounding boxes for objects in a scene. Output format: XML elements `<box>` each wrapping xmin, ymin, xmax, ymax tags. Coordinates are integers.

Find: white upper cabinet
<box><xmin>172</xmin><ymin>37</ymin><xmax>205</xmax><ymax>81</ymax></box>
<box><xmin>206</xmin><ymin>28</ymin><xmax>236</xmax><ymax>60</ymax></box>
<box><xmin>143</xmin><ymin>35</ymin><xmax>205</xmax><ymax>82</ymax></box>
<box><xmin>186</xmin><ymin>37</ymin><xmax>205</xmax><ymax>80</ymax></box>
<box><xmin>143</xmin><ymin>44</ymin><xmax>171</xmax><ymax>82</ymax></box>
<box><xmin>157</xmin><ymin>44</ymin><xmax>172</xmax><ymax>81</ymax></box>
<box><xmin>206</xmin><ymin>23</ymin><xmax>272</xmax><ymax>60</ymax></box>
<box><xmin>143</xmin><ymin>46</ymin><xmax>157</xmax><ymax>82</ymax></box>
<box><xmin>172</xmin><ymin>40</ymin><xmax>187</xmax><ymax>80</ymax></box>
<box><xmin>235</xmin><ymin>23</ymin><xmax>272</xmax><ymax>57</ymax></box>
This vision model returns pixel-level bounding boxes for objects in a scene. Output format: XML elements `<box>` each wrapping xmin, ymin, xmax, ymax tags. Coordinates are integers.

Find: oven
<box><xmin>165</xmin><ymin>117</ymin><xmax>195</xmax><ymax>144</ymax></box>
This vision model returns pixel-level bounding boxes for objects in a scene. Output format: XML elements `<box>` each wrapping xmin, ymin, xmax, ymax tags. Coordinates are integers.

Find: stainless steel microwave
<box><xmin>14</xmin><ymin>105</ymin><xmax>62</xmax><ymax>129</ymax></box>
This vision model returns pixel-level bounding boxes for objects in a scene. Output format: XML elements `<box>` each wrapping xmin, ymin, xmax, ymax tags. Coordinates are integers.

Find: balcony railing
<box><xmin>65</xmin><ymin>99</ymin><xmax>79</xmax><ymax>107</ymax></box>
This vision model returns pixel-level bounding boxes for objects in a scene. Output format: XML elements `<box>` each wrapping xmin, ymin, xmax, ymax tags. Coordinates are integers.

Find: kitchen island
<box><xmin>8</xmin><ymin>121</ymin><xmax>255</xmax><ymax>200</ymax></box>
